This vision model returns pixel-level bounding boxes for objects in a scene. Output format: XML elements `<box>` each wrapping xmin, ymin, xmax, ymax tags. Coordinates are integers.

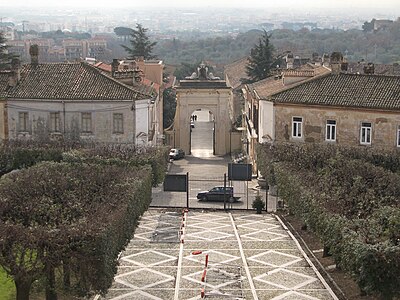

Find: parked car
<box><xmin>197</xmin><ymin>186</ymin><xmax>240</xmax><ymax>202</ymax></box>
<box><xmin>190</xmin><ymin>121</ymin><xmax>195</xmax><ymax>128</ymax></box>
<box><xmin>169</xmin><ymin>148</ymin><xmax>185</xmax><ymax>160</ymax></box>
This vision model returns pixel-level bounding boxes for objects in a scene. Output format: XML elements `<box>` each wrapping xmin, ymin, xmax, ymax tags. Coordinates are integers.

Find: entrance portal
<box><xmin>190</xmin><ymin>109</ymin><xmax>214</xmax><ymax>157</ymax></box>
<box><xmin>169</xmin><ymin>63</ymin><xmax>233</xmax><ymax>156</ymax></box>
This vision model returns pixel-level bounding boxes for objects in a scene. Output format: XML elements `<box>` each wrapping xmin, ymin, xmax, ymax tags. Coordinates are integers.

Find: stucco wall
<box><xmin>259</xmin><ymin>100</ymin><xmax>275</xmax><ymax>143</ymax></box>
<box><xmin>273</xmin><ymin>103</ymin><xmax>400</xmax><ymax>148</ymax></box>
<box><xmin>6</xmin><ymin>99</ymin><xmax>137</xmax><ymax>143</ymax></box>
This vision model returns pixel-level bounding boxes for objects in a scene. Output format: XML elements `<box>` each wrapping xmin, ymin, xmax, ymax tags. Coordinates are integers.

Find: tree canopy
<box><xmin>121</xmin><ymin>24</ymin><xmax>157</xmax><ymax>60</ymax></box>
<box><xmin>0</xmin><ymin>31</ymin><xmax>13</xmax><ymax>69</ymax></box>
<box><xmin>245</xmin><ymin>30</ymin><xmax>275</xmax><ymax>83</ymax></box>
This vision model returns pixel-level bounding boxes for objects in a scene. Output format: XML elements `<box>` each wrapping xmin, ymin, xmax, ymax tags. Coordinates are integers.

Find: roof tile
<box><xmin>271</xmin><ymin>73</ymin><xmax>400</xmax><ymax>110</ymax></box>
<box><xmin>8</xmin><ymin>62</ymin><xmax>150</xmax><ymax>101</ymax></box>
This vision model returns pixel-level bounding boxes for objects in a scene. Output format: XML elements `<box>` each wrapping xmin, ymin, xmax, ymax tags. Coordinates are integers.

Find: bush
<box><xmin>0</xmin><ymin>161</ymin><xmax>152</xmax><ymax>299</ymax></box>
<box><xmin>258</xmin><ymin>142</ymin><xmax>400</xmax><ymax>299</ymax></box>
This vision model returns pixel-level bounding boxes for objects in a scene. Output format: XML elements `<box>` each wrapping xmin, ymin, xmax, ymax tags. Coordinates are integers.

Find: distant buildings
<box><xmin>7</xmin><ymin>38</ymin><xmax>110</xmax><ymax>63</ymax></box>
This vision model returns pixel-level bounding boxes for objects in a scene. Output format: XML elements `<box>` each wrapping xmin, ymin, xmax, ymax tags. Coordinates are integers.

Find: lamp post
<box><xmin>173</xmin><ymin>129</ymin><xmax>176</xmax><ymax>148</ymax></box>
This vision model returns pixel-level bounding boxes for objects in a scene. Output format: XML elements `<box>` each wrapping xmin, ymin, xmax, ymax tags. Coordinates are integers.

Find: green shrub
<box><xmin>258</xmin><ymin>142</ymin><xmax>400</xmax><ymax>299</ymax></box>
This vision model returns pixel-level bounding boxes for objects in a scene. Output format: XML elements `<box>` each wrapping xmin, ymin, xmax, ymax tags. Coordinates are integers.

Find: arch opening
<box><xmin>190</xmin><ymin>108</ymin><xmax>215</xmax><ymax>157</ymax></box>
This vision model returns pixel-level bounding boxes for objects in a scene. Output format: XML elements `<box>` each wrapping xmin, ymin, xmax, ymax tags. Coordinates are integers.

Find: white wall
<box><xmin>135</xmin><ymin>99</ymin><xmax>150</xmax><ymax>146</ymax></box>
<box><xmin>259</xmin><ymin>100</ymin><xmax>275</xmax><ymax>143</ymax></box>
<box><xmin>7</xmin><ymin>99</ymin><xmax>138</xmax><ymax>143</ymax></box>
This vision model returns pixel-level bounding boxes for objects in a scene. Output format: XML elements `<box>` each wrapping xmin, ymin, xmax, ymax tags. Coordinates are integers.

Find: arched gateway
<box><xmin>168</xmin><ymin>63</ymin><xmax>233</xmax><ymax>156</ymax></box>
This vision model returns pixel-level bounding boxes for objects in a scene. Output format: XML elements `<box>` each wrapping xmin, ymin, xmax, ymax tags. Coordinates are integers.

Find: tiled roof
<box><xmin>8</xmin><ymin>62</ymin><xmax>150</xmax><ymax>101</ymax></box>
<box><xmin>224</xmin><ymin>57</ymin><xmax>249</xmax><ymax>89</ymax></box>
<box><xmin>94</xmin><ymin>61</ymin><xmax>112</xmax><ymax>73</ymax></box>
<box><xmin>0</xmin><ymin>72</ymin><xmax>9</xmax><ymax>98</ymax></box>
<box><xmin>270</xmin><ymin>73</ymin><xmax>400</xmax><ymax>110</ymax></box>
<box><xmin>248</xmin><ymin>65</ymin><xmax>330</xmax><ymax>99</ymax></box>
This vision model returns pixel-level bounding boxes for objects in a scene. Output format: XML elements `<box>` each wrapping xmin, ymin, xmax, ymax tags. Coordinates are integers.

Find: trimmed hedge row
<box><xmin>257</xmin><ymin>142</ymin><xmax>400</xmax><ymax>173</ymax></box>
<box><xmin>257</xmin><ymin>142</ymin><xmax>400</xmax><ymax>299</ymax></box>
<box><xmin>275</xmin><ymin>162</ymin><xmax>400</xmax><ymax>299</ymax></box>
<box><xmin>0</xmin><ymin>161</ymin><xmax>152</xmax><ymax>299</ymax></box>
<box><xmin>0</xmin><ymin>145</ymin><xmax>63</xmax><ymax>176</ymax></box>
<box><xmin>62</xmin><ymin>145</ymin><xmax>169</xmax><ymax>186</ymax></box>
<box><xmin>0</xmin><ymin>143</ymin><xmax>169</xmax><ymax>187</ymax></box>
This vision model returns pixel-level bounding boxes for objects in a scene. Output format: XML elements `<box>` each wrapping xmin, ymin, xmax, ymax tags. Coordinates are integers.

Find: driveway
<box><xmin>100</xmin><ymin>209</ymin><xmax>338</xmax><ymax>300</ymax></box>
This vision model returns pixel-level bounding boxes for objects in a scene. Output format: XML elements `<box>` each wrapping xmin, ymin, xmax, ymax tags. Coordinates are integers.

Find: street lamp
<box><xmin>173</xmin><ymin>128</ymin><xmax>176</xmax><ymax>148</ymax></box>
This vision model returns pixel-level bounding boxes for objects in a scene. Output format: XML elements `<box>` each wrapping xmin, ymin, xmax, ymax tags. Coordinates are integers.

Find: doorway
<box><xmin>190</xmin><ymin>109</ymin><xmax>215</xmax><ymax>157</ymax></box>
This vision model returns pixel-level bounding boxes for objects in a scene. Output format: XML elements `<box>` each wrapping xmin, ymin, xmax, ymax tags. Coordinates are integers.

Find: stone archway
<box><xmin>171</xmin><ymin>63</ymin><xmax>233</xmax><ymax>156</ymax></box>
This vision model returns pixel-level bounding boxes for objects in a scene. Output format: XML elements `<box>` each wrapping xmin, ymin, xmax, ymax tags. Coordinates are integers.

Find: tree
<box><xmin>245</xmin><ymin>30</ymin><xmax>275</xmax><ymax>83</ymax></box>
<box><xmin>122</xmin><ymin>24</ymin><xmax>157</xmax><ymax>60</ymax></box>
<box><xmin>113</xmin><ymin>27</ymin><xmax>134</xmax><ymax>42</ymax></box>
<box><xmin>0</xmin><ymin>31</ymin><xmax>13</xmax><ymax>69</ymax></box>
<box><xmin>163</xmin><ymin>87</ymin><xmax>176</xmax><ymax>129</ymax></box>
<box><xmin>362</xmin><ymin>19</ymin><xmax>375</xmax><ymax>32</ymax></box>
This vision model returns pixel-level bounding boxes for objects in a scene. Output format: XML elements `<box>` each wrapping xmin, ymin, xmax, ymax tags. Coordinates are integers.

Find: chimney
<box><xmin>363</xmin><ymin>63</ymin><xmax>375</xmax><ymax>74</ymax></box>
<box><xmin>111</xmin><ymin>59</ymin><xmax>119</xmax><ymax>77</ymax></box>
<box><xmin>133</xmin><ymin>66</ymin><xmax>144</xmax><ymax>83</ymax></box>
<box><xmin>8</xmin><ymin>58</ymin><xmax>21</xmax><ymax>87</ymax></box>
<box><xmin>29</xmin><ymin>44</ymin><xmax>39</xmax><ymax>66</ymax></box>
<box><xmin>341</xmin><ymin>62</ymin><xmax>348</xmax><ymax>72</ymax></box>
<box><xmin>330</xmin><ymin>52</ymin><xmax>343</xmax><ymax>74</ymax></box>
<box><xmin>322</xmin><ymin>53</ymin><xmax>330</xmax><ymax>67</ymax></box>
<box><xmin>286</xmin><ymin>53</ymin><xmax>294</xmax><ymax>69</ymax></box>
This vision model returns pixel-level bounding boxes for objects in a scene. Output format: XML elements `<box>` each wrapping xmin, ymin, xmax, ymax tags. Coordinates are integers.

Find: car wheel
<box><xmin>229</xmin><ymin>196</ymin><xmax>236</xmax><ymax>203</ymax></box>
<box><xmin>201</xmin><ymin>195</ymin><xmax>208</xmax><ymax>201</ymax></box>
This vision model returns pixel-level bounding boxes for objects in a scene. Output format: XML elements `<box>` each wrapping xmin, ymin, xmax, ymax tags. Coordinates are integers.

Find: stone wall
<box><xmin>273</xmin><ymin>103</ymin><xmax>400</xmax><ymax>148</ymax></box>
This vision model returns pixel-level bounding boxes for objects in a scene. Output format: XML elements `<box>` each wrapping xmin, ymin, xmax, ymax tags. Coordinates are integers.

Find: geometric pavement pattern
<box><xmin>100</xmin><ymin>209</ymin><xmax>338</xmax><ymax>300</ymax></box>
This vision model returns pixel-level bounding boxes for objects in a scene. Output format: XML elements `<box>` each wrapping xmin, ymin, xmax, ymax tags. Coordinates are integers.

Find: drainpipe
<box><xmin>62</xmin><ymin>100</ymin><xmax>66</xmax><ymax>135</ymax></box>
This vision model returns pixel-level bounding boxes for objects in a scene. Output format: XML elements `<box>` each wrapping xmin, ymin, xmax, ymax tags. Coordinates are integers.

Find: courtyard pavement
<box><xmin>100</xmin><ymin>209</ymin><xmax>338</xmax><ymax>300</ymax></box>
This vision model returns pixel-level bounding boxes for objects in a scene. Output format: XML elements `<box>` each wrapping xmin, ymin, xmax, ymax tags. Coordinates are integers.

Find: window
<box><xmin>50</xmin><ymin>112</ymin><xmax>60</xmax><ymax>132</ymax></box>
<box><xmin>360</xmin><ymin>122</ymin><xmax>372</xmax><ymax>145</ymax></box>
<box><xmin>113</xmin><ymin>113</ymin><xmax>124</xmax><ymax>134</ymax></box>
<box><xmin>326</xmin><ymin>120</ymin><xmax>336</xmax><ymax>142</ymax></box>
<box><xmin>292</xmin><ymin>117</ymin><xmax>303</xmax><ymax>138</ymax></box>
<box><xmin>18</xmin><ymin>112</ymin><xmax>29</xmax><ymax>132</ymax></box>
<box><xmin>397</xmin><ymin>126</ymin><xmax>400</xmax><ymax>147</ymax></box>
<box><xmin>81</xmin><ymin>112</ymin><xmax>92</xmax><ymax>133</ymax></box>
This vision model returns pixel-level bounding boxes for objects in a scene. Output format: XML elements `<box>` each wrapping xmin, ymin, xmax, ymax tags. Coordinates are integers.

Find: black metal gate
<box><xmin>151</xmin><ymin>173</ymin><xmax>253</xmax><ymax>210</ymax></box>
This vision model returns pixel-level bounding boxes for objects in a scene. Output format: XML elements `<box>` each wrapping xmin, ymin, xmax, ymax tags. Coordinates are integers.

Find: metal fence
<box><xmin>151</xmin><ymin>174</ymin><xmax>259</xmax><ymax>210</ymax></box>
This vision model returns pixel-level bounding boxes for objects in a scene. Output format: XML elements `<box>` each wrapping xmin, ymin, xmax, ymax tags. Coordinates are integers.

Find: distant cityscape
<box><xmin>0</xmin><ymin>6</ymin><xmax>398</xmax><ymax>35</ymax></box>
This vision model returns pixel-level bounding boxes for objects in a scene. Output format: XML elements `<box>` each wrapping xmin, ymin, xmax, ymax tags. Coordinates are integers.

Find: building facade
<box><xmin>1</xmin><ymin>57</ymin><xmax>156</xmax><ymax>146</ymax></box>
<box><xmin>260</xmin><ymin>73</ymin><xmax>400</xmax><ymax>149</ymax></box>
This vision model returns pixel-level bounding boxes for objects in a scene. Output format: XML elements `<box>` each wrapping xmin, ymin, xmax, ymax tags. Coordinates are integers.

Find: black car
<box><xmin>169</xmin><ymin>148</ymin><xmax>185</xmax><ymax>160</ymax></box>
<box><xmin>197</xmin><ymin>186</ymin><xmax>240</xmax><ymax>202</ymax></box>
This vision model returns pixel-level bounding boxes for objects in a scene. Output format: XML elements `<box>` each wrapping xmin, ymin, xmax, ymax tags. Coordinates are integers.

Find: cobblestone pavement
<box><xmin>100</xmin><ymin>209</ymin><xmax>338</xmax><ymax>300</ymax></box>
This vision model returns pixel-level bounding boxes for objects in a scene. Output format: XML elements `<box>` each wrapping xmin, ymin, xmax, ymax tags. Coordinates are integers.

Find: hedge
<box><xmin>0</xmin><ymin>161</ymin><xmax>152</xmax><ymax>299</ymax></box>
<box><xmin>62</xmin><ymin>145</ymin><xmax>169</xmax><ymax>186</ymax></box>
<box><xmin>257</xmin><ymin>142</ymin><xmax>400</xmax><ymax>299</ymax></box>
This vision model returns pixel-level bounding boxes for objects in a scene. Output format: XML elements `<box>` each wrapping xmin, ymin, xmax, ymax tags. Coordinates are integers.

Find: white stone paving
<box><xmin>100</xmin><ymin>209</ymin><xmax>338</xmax><ymax>300</ymax></box>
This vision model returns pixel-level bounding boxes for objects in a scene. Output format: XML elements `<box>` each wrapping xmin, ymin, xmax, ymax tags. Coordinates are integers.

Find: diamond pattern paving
<box><xmin>100</xmin><ymin>209</ymin><xmax>338</xmax><ymax>300</ymax></box>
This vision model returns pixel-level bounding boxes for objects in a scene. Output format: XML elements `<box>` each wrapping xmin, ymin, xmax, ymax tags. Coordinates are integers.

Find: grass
<box><xmin>0</xmin><ymin>267</ymin><xmax>15</xmax><ymax>300</ymax></box>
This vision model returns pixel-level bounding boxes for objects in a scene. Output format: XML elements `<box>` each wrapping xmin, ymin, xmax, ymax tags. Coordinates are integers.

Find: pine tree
<box><xmin>122</xmin><ymin>24</ymin><xmax>157</xmax><ymax>60</ymax></box>
<box><xmin>245</xmin><ymin>30</ymin><xmax>275</xmax><ymax>83</ymax></box>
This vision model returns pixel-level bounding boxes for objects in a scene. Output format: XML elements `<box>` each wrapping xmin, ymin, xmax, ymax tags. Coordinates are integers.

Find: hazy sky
<box><xmin>1</xmin><ymin>0</ymin><xmax>399</xmax><ymax>9</ymax></box>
